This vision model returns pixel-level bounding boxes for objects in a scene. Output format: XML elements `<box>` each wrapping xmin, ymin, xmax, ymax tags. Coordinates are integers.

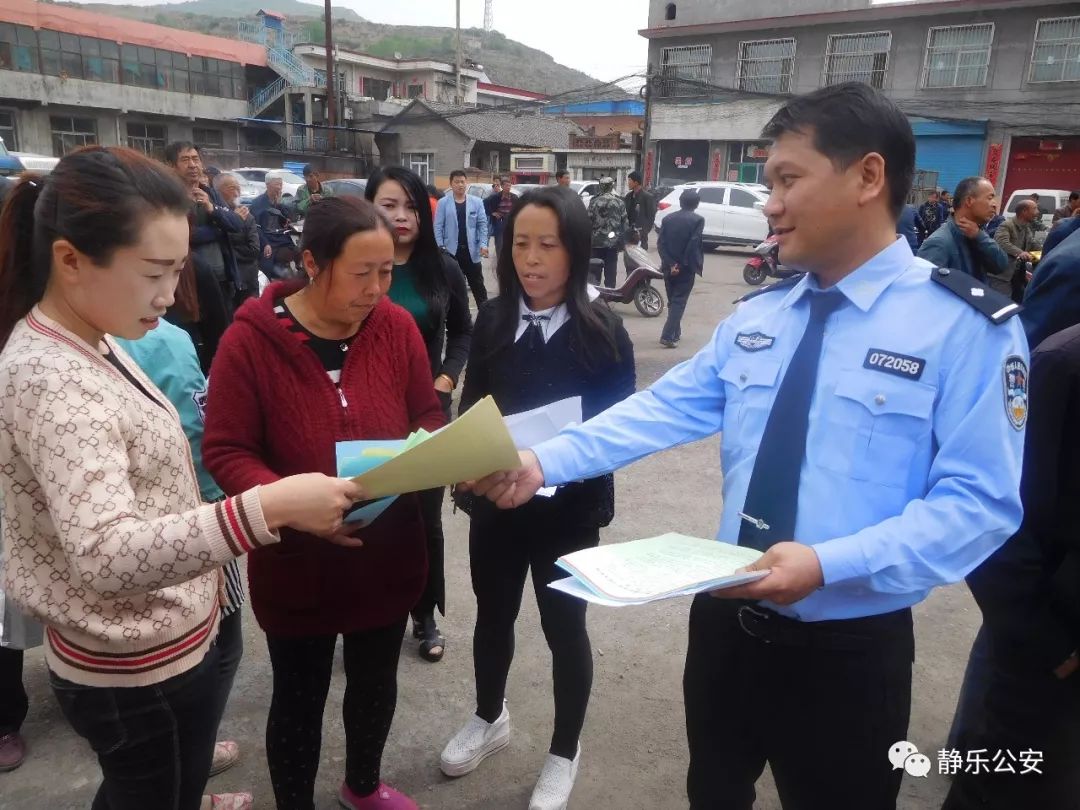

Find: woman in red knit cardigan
<box><xmin>203</xmin><ymin>197</ymin><xmax>445</xmax><ymax>810</ymax></box>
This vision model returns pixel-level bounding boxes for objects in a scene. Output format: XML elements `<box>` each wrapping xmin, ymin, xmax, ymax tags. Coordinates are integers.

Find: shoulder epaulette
<box><xmin>929</xmin><ymin>267</ymin><xmax>1021</xmax><ymax>324</ymax></box>
<box><xmin>733</xmin><ymin>273</ymin><xmax>805</xmax><ymax>304</ymax></box>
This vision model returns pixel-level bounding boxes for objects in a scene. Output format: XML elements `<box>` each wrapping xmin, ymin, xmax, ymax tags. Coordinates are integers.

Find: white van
<box><xmin>1002</xmin><ymin>188</ymin><xmax>1073</xmax><ymax>228</ymax></box>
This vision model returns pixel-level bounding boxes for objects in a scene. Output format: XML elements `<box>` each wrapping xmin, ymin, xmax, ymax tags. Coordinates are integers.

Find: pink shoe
<box><xmin>338</xmin><ymin>781</ymin><xmax>418</xmax><ymax>810</ymax></box>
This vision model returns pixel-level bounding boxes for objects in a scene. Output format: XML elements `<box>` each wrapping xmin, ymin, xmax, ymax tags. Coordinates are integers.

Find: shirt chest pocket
<box><xmin>717</xmin><ymin>356</ymin><xmax>783</xmax><ymax>449</ymax></box>
<box><xmin>817</xmin><ymin>370</ymin><xmax>936</xmax><ymax>488</ymax></box>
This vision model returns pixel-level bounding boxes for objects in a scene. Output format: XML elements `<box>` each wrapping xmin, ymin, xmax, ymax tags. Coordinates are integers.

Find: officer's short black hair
<box><xmin>449</xmin><ymin>169</ymin><xmax>468</xmax><ymax>182</ymax></box>
<box><xmin>953</xmin><ymin>176</ymin><xmax>987</xmax><ymax>209</ymax></box>
<box><xmin>761</xmin><ymin>82</ymin><xmax>914</xmax><ymax>218</ymax></box>
<box><xmin>680</xmin><ymin>189</ymin><xmax>700</xmax><ymax>210</ymax></box>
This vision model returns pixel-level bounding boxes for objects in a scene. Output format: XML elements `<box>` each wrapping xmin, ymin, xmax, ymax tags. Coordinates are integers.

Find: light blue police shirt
<box><xmin>533</xmin><ymin>237</ymin><xmax>1028</xmax><ymax>622</ymax></box>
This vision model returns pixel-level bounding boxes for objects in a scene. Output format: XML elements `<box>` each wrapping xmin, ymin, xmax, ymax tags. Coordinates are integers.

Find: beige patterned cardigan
<box><xmin>0</xmin><ymin>308</ymin><xmax>278</xmax><ymax>687</ymax></box>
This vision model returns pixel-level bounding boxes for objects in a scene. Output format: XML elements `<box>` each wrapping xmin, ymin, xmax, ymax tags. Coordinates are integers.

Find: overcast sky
<box><xmin>69</xmin><ymin>0</ymin><xmax>651</xmax><ymax>85</ymax></box>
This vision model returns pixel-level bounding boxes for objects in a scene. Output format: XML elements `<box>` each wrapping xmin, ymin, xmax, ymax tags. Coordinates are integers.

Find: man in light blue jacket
<box><xmin>435</xmin><ymin>169</ymin><xmax>490</xmax><ymax>305</ymax></box>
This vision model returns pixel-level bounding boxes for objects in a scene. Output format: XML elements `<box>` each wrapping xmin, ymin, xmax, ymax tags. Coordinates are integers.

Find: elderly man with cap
<box><xmin>587</xmin><ymin>176</ymin><xmax>629</xmax><ymax>287</ymax></box>
<box><xmin>656</xmin><ymin>188</ymin><xmax>705</xmax><ymax>347</ymax></box>
<box><xmin>624</xmin><ymin>170</ymin><xmax>658</xmax><ymax>251</ymax></box>
<box><xmin>294</xmin><ymin>164</ymin><xmax>333</xmax><ymax>216</ymax></box>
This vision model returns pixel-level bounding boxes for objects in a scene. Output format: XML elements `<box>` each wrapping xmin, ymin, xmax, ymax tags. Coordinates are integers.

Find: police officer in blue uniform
<box><xmin>467</xmin><ymin>83</ymin><xmax>1028</xmax><ymax>809</ymax></box>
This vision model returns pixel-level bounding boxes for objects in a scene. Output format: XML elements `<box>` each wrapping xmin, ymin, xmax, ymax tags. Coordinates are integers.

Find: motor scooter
<box><xmin>592</xmin><ymin>245</ymin><xmax>665</xmax><ymax>317</ymax></box>
<box><xmin>742</xmin><ymin>234</ymin><xmax>800</xmax><ymax>286</ymax></box>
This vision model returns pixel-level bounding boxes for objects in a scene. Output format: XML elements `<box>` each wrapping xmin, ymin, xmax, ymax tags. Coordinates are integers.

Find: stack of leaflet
<box><xmin>336</xmin><ymin>429</ymin><xmax>434</xmax><ymax>526</ymax></box>
<box><xmin>549</xmin><ymin>533</ymin><xmax>769</xmax><ymax>607</ymax></box>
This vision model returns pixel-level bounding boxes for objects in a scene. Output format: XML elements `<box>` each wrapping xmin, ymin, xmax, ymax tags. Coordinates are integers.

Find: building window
<box><xmin>126</xmin><ymin>122</ymin><xmax>168</xmax><ymax>158</ymax></box>
<box><xmin>737</xmin><ymin>38</ymin><xmax>796</xmax><ymax>94</ymax></box>
<box><xmin>726</xmin><ymin>141</ymin><xmax>769</xmax><ymax>184</ymax></box>
<box><xmin>824</xmin><ymin>31</ymin><xmax>892</xmax><ymax>88</ymax></box>
<box><xmin>82</xmin><ymin>37</ymin><xmax>120</xmax><ymax>84</ymax></box>
<box><xmin>0</xmin><ymin>109</ymin><xmax>18</xmax><ymax>151</ymax></box>
<box><xmin>0</xmin><ymin>24</ymin><xmax>39</xmax><ymax>74</ymax></box>
<box><xmin>363</xmin><ymin>76</ymin><xmax>392</xmax><ymax>100</ymax></box>
<box><xmin>665</xmin><ymin>4</ymin><xmax>676</xmax><ymax>21</ymax></box>
<box><xmin>658</xmin><ymin>44</ymin><xmax>712</xmax><ymax>98</ymax></box>
<box><xmin>51</xmin><ymin>116</ymin><xmax>97</xmax><ymax>156</ymax></box>
<box><xmin>923</xmin><ymin>24</ymin><xmax>994</xmax><ymax>88</ymax></box>
<box><xmin>1029</xmin><ymin>16</ymin><xmax>1080</xmax><ymax>83</ymax></box>
<box><xmin>403</xmin><ymin>152</ymin><xmax>433</xmax><ymax>184</ymax></box>
<box><xmin>193</xmin><ymin>127</ymin><xmax>225</xmax><ymax>150</ymax></box>
<box><xmin>407</xmin><ymin>83</ymin><xmax>425</xmax><ymax>99</ymax></box>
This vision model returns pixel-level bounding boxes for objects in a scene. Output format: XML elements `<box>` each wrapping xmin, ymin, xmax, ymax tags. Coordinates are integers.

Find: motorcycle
<box><xmin>742</xmin><ymin>234</ymin><xmax>799</xmax><ymax>286</ymax></box>
<box><xmin>591</xmin><ymin>245</ymin><xmax>666</xmax><ymax>317</ymax></box>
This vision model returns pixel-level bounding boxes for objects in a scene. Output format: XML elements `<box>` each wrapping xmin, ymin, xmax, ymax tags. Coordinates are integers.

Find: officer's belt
<box><xmin>734</xmin><ymin>602</ymin><xmax>912</xmax><ymax>651</ymax></box>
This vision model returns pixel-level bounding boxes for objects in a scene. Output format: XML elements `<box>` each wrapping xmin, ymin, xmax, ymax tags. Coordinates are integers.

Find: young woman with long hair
<box><xmin>441</xmin><ymin>186</ymin><xmax>636</xmax><ymax>810</ymax></box>
<box><xmin>366</xmin><ymin>167</ymin><xmax>473</xmax><ymax>663</ymax></box>
<box><xmin>0</xmin><ymin>146</ymin><xmax>361</xmax><ymax>810</ymax></box>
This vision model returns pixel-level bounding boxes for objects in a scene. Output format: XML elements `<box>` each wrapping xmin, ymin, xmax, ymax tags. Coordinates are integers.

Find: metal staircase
<box><xmin>238</xmin><ymin>20</ymin><xmax>324</xmax><ymax>117</ymax></box>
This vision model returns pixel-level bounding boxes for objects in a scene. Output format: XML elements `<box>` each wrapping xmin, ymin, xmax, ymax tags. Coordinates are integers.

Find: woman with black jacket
<box><xmin>440</xmin><ymin>186</ymin><xmax>635</xmax><ymax>810</ymax></box>
<box><xmin>366</xmin><ymin>166</ymin><xmax>473</xmax><ymax>662</ymax></box>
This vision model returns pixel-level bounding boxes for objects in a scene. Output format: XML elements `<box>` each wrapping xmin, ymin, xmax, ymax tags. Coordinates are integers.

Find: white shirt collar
<box><xmin>515</xmin><ymin>296</ymin><xmax>570</xmax><ymax>344</ymax></box>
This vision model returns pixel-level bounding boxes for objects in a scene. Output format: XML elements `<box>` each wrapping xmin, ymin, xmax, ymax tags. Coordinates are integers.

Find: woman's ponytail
<box><xmin>0</xmin><ymin>175</ymin><xmax>49</xmax><ymax>347</ymax></box>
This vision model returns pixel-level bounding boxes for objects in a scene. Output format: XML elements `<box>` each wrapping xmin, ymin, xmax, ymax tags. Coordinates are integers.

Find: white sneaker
<box><xmin>529</xmin><ymin>745</ymin><xmax>581</xmax><ymax>810</ymax></box>
<box><xmin>439</xmin><ymin>703</ymin><xmax>510</xmax><ymax>777</ymax></box>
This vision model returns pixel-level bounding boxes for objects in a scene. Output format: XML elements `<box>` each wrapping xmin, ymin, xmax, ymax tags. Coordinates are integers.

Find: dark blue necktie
<box><xmin>522</xmin><ymin>313</ymin><xmax>551</xmax><ymax>349</ymax></box>
<box><xmin>738</xmin><ymin>291</ymin><xmax>845</xmax><ymax>550</ymax></box>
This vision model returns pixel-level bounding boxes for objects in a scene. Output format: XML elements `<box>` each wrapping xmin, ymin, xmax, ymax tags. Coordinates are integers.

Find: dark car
<box><xmin>322</xmin><ymin>178</ymin><xmax>368</xmax><ymax>197</ymax></box>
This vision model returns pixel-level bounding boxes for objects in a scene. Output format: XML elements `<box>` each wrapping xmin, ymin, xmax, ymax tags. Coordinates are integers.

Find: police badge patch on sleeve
<box><xmin>192</xmin><ymin>387</ymin><xmax>208</xmax><ymax>424</ymax></box>
<box><xmin>1003</xmin><ymin>356</ymin><xmax>1028</xmax><ymax>430</ymax></box>
<box><xmin>735</xmin><ymin>332</ymin><xmax>775</xmax><ymax>352</ymax></box>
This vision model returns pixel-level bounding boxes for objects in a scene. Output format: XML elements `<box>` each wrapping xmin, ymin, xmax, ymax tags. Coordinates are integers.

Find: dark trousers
<box><xmin>50</xmin><ymin>642</ymin><xmax>222</xmax><ymax>810</ymax></box>
<box><xmin>947</xmin><ymin>625</ymin><xmax>991</xmax><ymax>752</ymax></box>
<box><xmin>264</xmin><ymin>618</ymin><xmax>407</xmax><ymax>810</ymax></box>
<box><xmin>0</xmin><ymin>646</ymin><xmax>28</xmax><ymax>735</ymax></box>
<box><xmin>639</xmin><ymin>226</ymin><xmax>652</xmax><ymax>251</ymax></box>
<box><xmin>684</xmin><ymin>596</ymin><xmax>913</xmax><ymax>810</ymax></box>
<box><xmin>455</xmin><ymin>246</ymin><xmax>488</xmax><ymax>306</ymax></box>
<box><xmin>590</xmin><ymin>246</ymin><xmax>619</xmax><ymax>288</ymax></box>
<box><xmin>211</xmin><ymin>609</ymin><xmax>244</xmax><ymax>740</ymax></box>
<box><xmin>661</xmin><ymin>270</ymin><xmax>696</xmax><ymax>344</ymax></box>
<box><xmin>412</xmin><ymin>487</ymin><xmax>447</xmax><ymax>619</ymax></box>
<box><xmin>942</xmin><ymin>640</ymin><xmax>1080</xmax><ymax>810</ymax></box>
<box><xmin>470</xmin><ymin>510</ymin><xmax>599</xmax><ymax>759</ymax></box>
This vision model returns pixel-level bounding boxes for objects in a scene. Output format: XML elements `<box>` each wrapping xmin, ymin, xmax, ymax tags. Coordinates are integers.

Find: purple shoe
<box><xmin>0</xmin><ymin>732</ymin><xmax>26</xmax><ymax>772</ymax></box>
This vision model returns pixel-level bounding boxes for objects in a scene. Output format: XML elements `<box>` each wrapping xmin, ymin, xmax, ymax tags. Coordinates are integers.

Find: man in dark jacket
<box><xmin>897</xmin><ymin>203</ymin><xmax>925</xmax><ymax>250</ymax></box>
<box><xmin>624</xmin><ymin>170</ymin><xmax>658</xmax><ymax>250</ymax></box>
<box><xmin>165</xmin><ymin>142</ymin><xmax>244</xmax><ymax>310</ymax></box>
<box><xmin>251</xmin><ymin>173</ymin><xmax>299</xmax><ymax>280</ymax></box>
<box><xmin>484</xmin><ymin>176</ymin><xmax>515</xmax><ymax>262</ymax></box>
<box><xmin>214</xmin><ymin>172</ymin><xmax>263</xmax><ymax>303</ymax></box>
<box><xmin>1021</xmin><ymin>227</ymin><xmax>1080</xmax><ymax>349</ymax></box>
<box><xmin>1043</xmin><ymin>213</ymin><xmax>1080</xmax><ymax>260</ymax></box>
<box><xmin>917</xmin><ymin>176</ymin><xmax>1008</xmax><ymax>281</ymax></box>
<box><xmin>943</xmin><ymin>322</ymin><xmax>1080</xmax><ymax>810</ymax></box>
<box><xmin>656</xmin><ymin>188</ymin><xmax>705</xmax><ymax>348</ymax></box>
<box><xmin>918</xmin><ymin>190</ymin><xmax>944</xmax><ymax>235</ymax></box>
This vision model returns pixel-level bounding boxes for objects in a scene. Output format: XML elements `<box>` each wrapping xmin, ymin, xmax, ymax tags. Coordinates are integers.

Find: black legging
<box><xmin>470</xmin><ymin>510</ymin><xmax>599</xmax><ymax>760</ymax></box>
<box><xmin>264</xmin><ymin>618</ymin><xmax>406</xmax><ymax>810</ymax></box>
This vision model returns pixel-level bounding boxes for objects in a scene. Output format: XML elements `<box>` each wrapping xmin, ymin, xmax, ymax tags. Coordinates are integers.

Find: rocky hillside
<box><xmin>63</xmin><ymin>0</ymin><xmax>615</xmax><ymax>97</ymax></box>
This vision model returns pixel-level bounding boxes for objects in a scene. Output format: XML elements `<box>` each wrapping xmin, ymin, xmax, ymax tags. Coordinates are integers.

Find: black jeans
<box><xmin>264</xmin><ymin>618</ymin><xmax>407</xmax><ymax>810</ymax></box>
<box><xmin>211</xmin><ymin>609</ymin><xmax>244</xmax><ymax>740</ymax></box>
<box><xmin>684</xmin><ymin>596</ymin><xmax>913</xmax><ymax>810</ymax></box>
<box><xmin>50</xmin><ymin>642</ymin><xmax>222</xmax><ymax>810</ymax></box>
<box><xmin>0</xmin><ymin>646</ymin><xmax>28</xmax><ymax>735</ymax></box>
<box><xmin>470</xmin><ymin>509</ymin><xmax>599</xmax><ymax>759</ymax></box>
<box><xmin>455</xmin><ymin>246</ymin><xmax>488</xmax><ymax>306</ymax></box>
<box><xmin>590</xmin><ymin>246</ymin><xmax>619</xmax><ymax>288</ymax></box>
<box><xmin>661</xmin><ymin>270</ymin><xmax>696</xmax><ymax>343</ymax></box>
<box><xmin>942</xmin><ymin>645</ymin><xmax>1080</xmax><ymax>810</ymax></box>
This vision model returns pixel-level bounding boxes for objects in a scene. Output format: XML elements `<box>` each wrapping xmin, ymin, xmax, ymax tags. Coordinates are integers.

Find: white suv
<box><xmin>654</xmin><ymin>181</ymin><xmax>769</xmax><ymax>248</ymax></box>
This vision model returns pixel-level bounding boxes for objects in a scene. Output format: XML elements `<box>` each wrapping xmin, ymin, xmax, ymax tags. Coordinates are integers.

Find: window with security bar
<box><xmin>737</xmin><ymin>38</ymin><xmax>796</xmax><ymax>94</ymax></box>
<box><xmin>923</xmin><ymin>24</ymin><xmax>994</xmax><ymax>88</ymax></box>
<box><xmin>824</xmin><ymin>31</ymin><xmax>892</xmax><ymax>89</ymax></box>
<box><xmin>658</xmin><ymin>44</ymin><xmax>712</xmax><ymax>98</ymax></box>
<box><xmin>1029</xmin><ymin>16</ymin><xmax>1080</xmax><ymax>83</ymax></box>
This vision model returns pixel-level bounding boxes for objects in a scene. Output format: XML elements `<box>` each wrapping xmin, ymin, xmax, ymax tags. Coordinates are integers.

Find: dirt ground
<box><xmin>3</xmin><ymin>249</ymin><xmax>980</xmax><ymax>809</ymax></box>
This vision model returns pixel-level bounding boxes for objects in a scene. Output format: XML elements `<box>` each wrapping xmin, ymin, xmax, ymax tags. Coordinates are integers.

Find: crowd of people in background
<box><xmin>2</xmin><ymin>80</ymin><xmax>1080</xmax><ymax>810</ymax></box>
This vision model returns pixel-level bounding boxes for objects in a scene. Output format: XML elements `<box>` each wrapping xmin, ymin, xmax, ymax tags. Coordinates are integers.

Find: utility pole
<box><xmin>455</xmin><ymin>0</ymin><xmax>463</xmax><ymax>104</ymax></box>
<box><xmin>324</xmin><ymin>0</ymin><xmax>336</xmax><ymax>150</ymax></box>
